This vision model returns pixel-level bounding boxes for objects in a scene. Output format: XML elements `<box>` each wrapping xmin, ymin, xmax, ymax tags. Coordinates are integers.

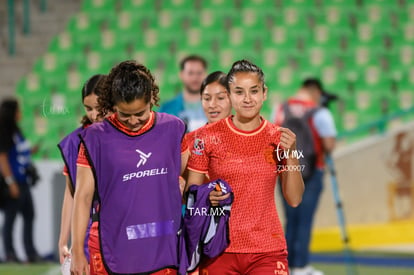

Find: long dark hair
<box><xmin>0</xmin><ymin>98</ymin><xmax>21</xmax><ymax>150</ymax></box>
<box><xmin>200</xmin><ymin>71</ymin><xmax>228</xmax><ymax>96</ymax></box>
<box><xmin>80</xmin><ymin>74</ymin><xmax>107</xmax><ymax>127</ymax></box>
<box><xmin>226</xmin><ymin>59</ymin><xmax>265</xmax><ymax>92</ymax></box>
<box><xmin>98</xmin><ymin>60</ymin><xmax>160</xmax><ymax>118</ymax></box>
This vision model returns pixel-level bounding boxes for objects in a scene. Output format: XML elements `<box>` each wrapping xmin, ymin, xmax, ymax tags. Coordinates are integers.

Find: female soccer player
<box><xmin>70</xmin><ymin>60</ymin><xmax>186</xmax><ymax>275</ymax></box>
<box><xmin>186</xmin><ymin>60</ymin><xmax>305</xmax><ymax>274</ymax></box>
<box><xmin>181</xmin><ymin>71</ymin><xmax>232</xmax><ymax>186</ymax></box>
<box><xmin>57</xmin><ymin>74</ymin><xmax>106</xmax><ymax>264</ymax></box>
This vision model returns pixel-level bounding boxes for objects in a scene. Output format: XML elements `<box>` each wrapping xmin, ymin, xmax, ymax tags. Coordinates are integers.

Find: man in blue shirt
<box><xmin>159</xmin><ymin>55</ymin><xmax>208</xmax><ymax>132</ymax></box>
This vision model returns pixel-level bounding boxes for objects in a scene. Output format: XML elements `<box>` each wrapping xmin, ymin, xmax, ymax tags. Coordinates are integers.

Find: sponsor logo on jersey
<box><xmin>136</xmin><ymin>149</ymin><xmax>152</xmax><ymax>167</ymax></box>
<box><xmin>122</xmin><ymin>149</ymin><xmax>168</xmax><ymax>182</ymax></box>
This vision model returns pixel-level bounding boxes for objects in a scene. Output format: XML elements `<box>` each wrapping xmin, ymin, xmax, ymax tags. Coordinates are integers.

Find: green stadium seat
<box><xmin>271</xmin><ymin>67</ymin><xmax>302</xmax><ymax>98</ymax></box>
<box><xmin>315</xmin><ymin>6</ymin><xmax>353</xmax><ymax>30</ymax></box>
<box><xmin>16</xmin><ymin>0</ymin><xmax>412</xmax><ymax>156</ymax></box>
<box><xmin>355</xmin><ymin>4</ymin><xmax>385</xmax><ymax>24</ymax></box>
<box><xmin>157</xmin><ymin>10</ymin><xmax>192</xmax><ymax>33</ymax></box>
<box><xmin>66</xmin><ymin>13</ymin><xmax>100</xmax><ymax>49</ymax></box>
<box><xmin>15</xmin><ymin>72</ymin><xmax>43</xmax><ymax>99</ymax></box>
<box><xmin>190</xmin><ymin>9</ymin><xmax>232</xmax><ymax>31</ymax></box>
<box><xmin>282</xmin><ymin>7</ymin><xmax>311</xmax><ymax>29</ymax></box>
<box><xmin>262</xmin><ymin>26</ymin><xmax>303</xmax><ymax>52</ymax></box>
<box><xmin>319</xmin><ymin>66</ymin><xmax>350</xmax><ymax>96</ymax></box>
<box><xmin>81</xmin><ymin>0</ymin><xmax>116</xmax><ymax>15</ymax></box>
<box><xmin>398</xmin><ymin>91</ymin><xmax>414</xmax><ymax>111</ymax></box>
<box><xmin>389</xmin><ymin>44</ymin><xmax>414</xmax><ymax>71</ymax></box>
<box><xmin>393</xmin><ymin>23</ymin><xmax>414</xmax><ymax>45</ymax></box>
<box><xmin>121</xmin><ymin>0</ymin><xmax>158</xmax><ymax>12</ymax></box>
<box><xmin>160</xmin><ymin>0</ymin><xmax>195</xmax><ymax>11</ymax></box>
<box><xmin>319</xmin><ymin>0</ymin><xmax>355</xmax><ymax>8</ymax></box>
<box><xmin>306</xmin><ymin>24</ymin><xmax>342</xmax><ymax>49</ymax></box>
<box><xmin>48</xmin><ymin>31</ymin><xmax>75</xmax><ymax>53</ymax></box>
<box><xmin>261</xmin><ymin>48</ymin><xmax>289</xmax><ymax>69</ymax></box>
<box><xmin>282</xmin><ymin>0</ymin><xmax>316</xmax><ymax>9</ymax></box>
<box><xmin>201</xmin><ymin>0</ymin><xmax>236</xmax><ymax>9</ymax></box>
<box><xmin>32</xmin><ymin>53</ymin><xmax>67</xmax><ymax>90</ymax></box>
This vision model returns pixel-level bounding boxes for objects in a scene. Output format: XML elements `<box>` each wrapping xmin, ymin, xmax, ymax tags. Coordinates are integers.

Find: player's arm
<box><xmin>187</xmin><ymin>170</ymin><xmax>230</xmax><ymax>206</ymax></box>
<box><xmin>58</xmin><ymin>176</ymin><xmax>73</xmax><ymax>264</ymax></box>
<box><xmin>321</xmin><ymin>137</ymin><xmax>335</xmax><ymax>154</ymax></box>
<box><xmin>314</xmin><ymin>109</ymin><xmax>337</xmax><ymax>154</ymax></box>
<box><xmin>0</xmin><ymin>152</ymin><xmax>20</xmax><ymax>198</ymax></box>
<box><xmin>278</xmin><ymin>127</ymin><xmax>304</xmax><ymax>208</ymax></box>
<box><xmin>71</xmin><ymin>165</ymin><xmax>94</xmax><ymax>275</ymax></box>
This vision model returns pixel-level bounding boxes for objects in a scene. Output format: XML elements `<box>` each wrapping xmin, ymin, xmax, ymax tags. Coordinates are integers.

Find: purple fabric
<box><xmin>58</xmin><ymin>127</ymin><xmax>91</xmax><ymax>261</ymax></box>
<box><xmin>179</xmin><ymin>179</ymin><xmax>233</xmax><ymax>274</ymax></box>
<box><xmin>81</xmin><ymin>112</ymin><xmax>185</xmax><ymax>274</ymax></box>
<box><xmin>126</xmin><ymin>220</ymin><xmax>175</xmax><ymax>240</ymax></box>
<box><xmin>58</xmin><ymin>127</ymin><xmax>83</xmax><ymax>189</ymax></box>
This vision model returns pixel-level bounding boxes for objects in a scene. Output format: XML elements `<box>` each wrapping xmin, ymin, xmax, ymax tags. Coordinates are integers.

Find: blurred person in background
<box><xmin>159</xmin><ymin>55</ymin><xmax>208</xmax><ymax>132</ymax></box>
<box><xmin>57</xmin><ymin>74</ymin><xmax>106</xmax><ymax>265</ymax></box>
<box><xmin>274</xmin><ymin>78</ymin><xmax>337</xmax><ymax>275</ymax></box>
<box><xmin>0</xmin><ymin>98</ymin><xmax>41</xmax><ymax>263</ymax></box>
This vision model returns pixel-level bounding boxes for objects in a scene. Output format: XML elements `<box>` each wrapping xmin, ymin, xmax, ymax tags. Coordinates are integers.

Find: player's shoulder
<box><xmin>262</xmin><ymin>119</ymin><xmax>282</xmax><ymax>138</ymax></box>
<box><xmin>155</xmin><ymin>112</ymin><xmax>186</xmax><ymax>129</ymax></box>
<box><xmin>82</xmin><ymin>121</ymin><xmax>107</xmax><ymax>136</ymax></box>
<box><xmin>201</xmin><ymin>117</ymin><xmax>229</xmax><ymax>134</ymax></box>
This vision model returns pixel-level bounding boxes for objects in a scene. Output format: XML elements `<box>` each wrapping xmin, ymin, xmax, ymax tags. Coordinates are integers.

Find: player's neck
<box><xmin>232</xmin><ymin>114</ymin><xmax>262</xmax><ymax>132</ymax></box>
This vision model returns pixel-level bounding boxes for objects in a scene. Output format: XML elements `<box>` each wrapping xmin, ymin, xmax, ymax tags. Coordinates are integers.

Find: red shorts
<box><xmin>199</xmin><ymin>251</ymin><xmax>289</xmax><ymax>275</ymax></box>
<box><xmin>88</xmin><ymin>221</ymin><xmax>177</xmax><ymax>275</ymax></box>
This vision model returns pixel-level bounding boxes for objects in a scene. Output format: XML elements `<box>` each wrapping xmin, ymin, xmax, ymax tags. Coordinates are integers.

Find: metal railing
<box><xmin>6</xmin><ymin>0</ymin><xmax>48</xmax><ymax>56</ymax></box>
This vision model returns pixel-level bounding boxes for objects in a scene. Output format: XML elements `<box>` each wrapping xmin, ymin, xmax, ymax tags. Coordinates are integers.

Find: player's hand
<box><xmin>8</xmin><ymin>183</ymin><xmax>20</xmax><ymax>198</ymax></box>
<box><xmin>70</xmin><ymin>251</ymin><xmax>89</xmax><ymax>275</ymax></box>
<box><xmin>59</xmin><ymin>245</ymin><xmax>71</xmax><ymax>264</ymax></box>
<box><xmin>209</xmin><ymin>190</ymin><xmax>230</xmax><ymax>206</ymax></box>
<box><xmin>277</xmin><ymin>127</ymin><xmax>297</xmax><ymax>151</ymax></box>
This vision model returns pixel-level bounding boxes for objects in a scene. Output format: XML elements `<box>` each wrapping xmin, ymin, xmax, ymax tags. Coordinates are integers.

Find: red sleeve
<box><xmin>187</xmin><ymin>132</ymin><xmax>209</xmax><ymax>174</ymax></box>
<box><xmin>76</xmin><ymin>143</ymin><xmax>91</xmax><ymax>168</ymax></box>
<box><xmin>62</xmin><ymin>165</ymin><xmax>69</xmax><ymax>176</ymax></box>
<box><xmin>181</xmin><ymin>133</ymin><xmax>189</xmax><ymax>153</ymax></box>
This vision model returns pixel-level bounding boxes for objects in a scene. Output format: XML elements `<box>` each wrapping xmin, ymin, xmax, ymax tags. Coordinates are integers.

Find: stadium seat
<box><xmin>15</xmin><ymin>0</ymin><xmax>413</xmax><ymax>158</ymax></box>
<box><xmin>201</xmin><ymin>0</ymin><xmax>236</xmax><ymax>9</ymax></box>
<box><xmin>81</xmin><ymin>0</ymin><xmax>116</xmax><ymax>16</ymax></box>
<box><xmin>160</xmin><ymin>0</ymin><xmax>195</xmax><ymax>11</ymax></box>
<box><xmin>121</xmin><ymin>0</ymin><xmax>158</xmax><ymax>12</ymax></box>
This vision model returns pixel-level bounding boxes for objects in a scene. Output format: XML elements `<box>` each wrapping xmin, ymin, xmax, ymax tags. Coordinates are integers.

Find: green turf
<box><xmin>0</xmin><ymin>263</ymin><xmax>59</xmax><ymax>275</ymax></box>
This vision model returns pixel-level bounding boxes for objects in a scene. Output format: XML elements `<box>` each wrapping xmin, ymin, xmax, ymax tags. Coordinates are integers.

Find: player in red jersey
<box><xmin>181</xmin><ymin>71</ymin><xmax>232</xmax><ymax>189</ymax></box>
<box><xmin>187</xmin><ymin>60</ymin><xmax>304</xmax><ymax>274</ymax></box>
<box><xmin>181</xmin><ymin>71</ymin><xmax>232</xmax><ymax>275</ymax></box>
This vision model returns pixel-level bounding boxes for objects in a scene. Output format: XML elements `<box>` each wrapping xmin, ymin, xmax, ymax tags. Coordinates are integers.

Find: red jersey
<box><xmin>187</xmin><ymin>116</ymin><xmax>286</xmax><ymax>253</ymax></box>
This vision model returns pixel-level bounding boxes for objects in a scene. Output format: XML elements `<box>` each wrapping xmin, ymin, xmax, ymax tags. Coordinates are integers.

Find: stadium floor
<box><xmin>0</xmin><ymin>251</ymin><xmax>413</xmax><ymax>275</ymax></box>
